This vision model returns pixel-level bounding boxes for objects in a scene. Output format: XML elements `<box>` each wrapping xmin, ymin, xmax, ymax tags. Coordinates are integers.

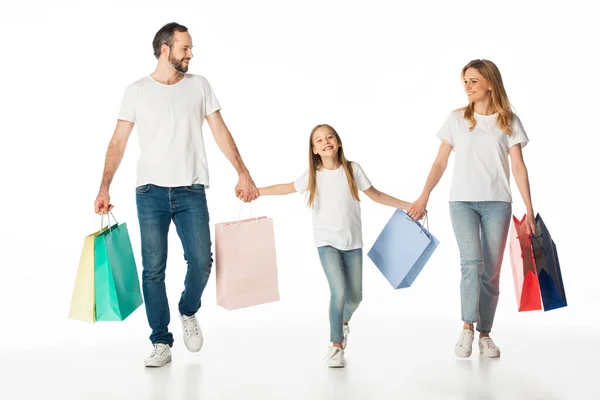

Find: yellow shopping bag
<box><xmin>68</xmin><ymin>228</ymin><xmax>105</xmax><ymax>323</ymax></box>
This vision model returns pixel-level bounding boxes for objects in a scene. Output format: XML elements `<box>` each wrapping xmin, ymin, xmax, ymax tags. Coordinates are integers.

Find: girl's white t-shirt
<box><xmin>437</xmin><ymin>110</ymin><xmax>529</xmax><ymax>203</ymax></box>
<box><xmin>294</xmin><ymin>162</ymin><xmax>372</xmax><ymax>251</ymax></box>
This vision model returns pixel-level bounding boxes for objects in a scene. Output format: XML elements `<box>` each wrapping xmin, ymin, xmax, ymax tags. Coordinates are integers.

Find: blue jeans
<box><xmin>136</xmin><ymin>184</ymin><xmax>213</xmax><ymax>346</ymax></box>
<box><xmin>449</xmin><ymin>201</ymin><xmax>511</xmax><ymax>333</ymax></box>
<box><xmin>317</xmin><ymin>246</ymin><xmax>363</xmax><ymax>343</ymax></box>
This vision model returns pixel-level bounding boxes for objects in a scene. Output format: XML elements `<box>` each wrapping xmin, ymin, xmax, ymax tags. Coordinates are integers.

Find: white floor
<box><xmin>5</xmin><ymin>315</ymin><xmax>599</xmax><ymax>400</ymax></box>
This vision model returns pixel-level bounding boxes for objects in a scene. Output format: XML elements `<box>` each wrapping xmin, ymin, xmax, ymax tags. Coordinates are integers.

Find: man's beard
<box><xmin>169</xmin><ymin>54</ymin><xmax>190</xmax><ymax>73</ymax></box>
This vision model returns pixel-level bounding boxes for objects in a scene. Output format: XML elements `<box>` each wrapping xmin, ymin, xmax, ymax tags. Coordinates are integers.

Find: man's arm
<box><xmin>206</xmin><ymin>110</ymin><xmax>258</xmax><ymax>202</ymax></box>
<box><xmin>94</xmin><ymin>119</ymin><xmax>134</xmax><ymax>214</ymax></box>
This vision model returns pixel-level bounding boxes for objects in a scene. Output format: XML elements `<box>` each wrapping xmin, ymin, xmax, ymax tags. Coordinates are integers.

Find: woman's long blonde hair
<box><xmin>306</xmin><ymin>124</ymin><xmax>360</xmax><ymax>208</ymax></box>
<box><xmin>460</xmin><ymin>59</ymin><xmax>514</xmax><ymax>135</ymax></box>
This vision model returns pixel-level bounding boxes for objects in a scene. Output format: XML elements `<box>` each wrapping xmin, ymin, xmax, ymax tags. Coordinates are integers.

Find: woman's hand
<box><xmin>526</xmin><ymin>212</ymin><xmax>536</xmax><ymax>235</ymax></box>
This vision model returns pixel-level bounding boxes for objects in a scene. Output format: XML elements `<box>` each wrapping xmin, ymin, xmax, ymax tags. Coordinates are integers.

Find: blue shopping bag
<box><xmin>367</xmin><ymin>209</ymin><xmax>439</xmax><ymax>289</ymax></box>
<box><xmin>532</xmin><ymin>213</ymin><xmax>567</xmax><ymax>311</ymax></box>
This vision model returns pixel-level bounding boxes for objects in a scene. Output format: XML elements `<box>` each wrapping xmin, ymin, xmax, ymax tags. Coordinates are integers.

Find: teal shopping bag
<box><xmin>94</xmin><ymin>212</ymin><xmax>143</xmax><ymax>321</ymax></box>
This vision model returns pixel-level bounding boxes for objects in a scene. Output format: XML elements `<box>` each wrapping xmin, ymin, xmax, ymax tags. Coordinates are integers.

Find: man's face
<box><xmin>167</xmin><ymin>31</ymin><xmax>193</xmax><ymax>73</ymax></box>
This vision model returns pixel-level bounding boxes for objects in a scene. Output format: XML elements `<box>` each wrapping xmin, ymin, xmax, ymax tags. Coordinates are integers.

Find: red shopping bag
<box><xmin>508</xmin><ymin>215</ymin><xmax>542</xmax><ymax>312</ymax></box>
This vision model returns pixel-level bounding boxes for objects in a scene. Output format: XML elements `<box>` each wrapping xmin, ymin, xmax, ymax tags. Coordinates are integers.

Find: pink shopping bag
<box><xmin>214</xmin><ymin>216</ymin><xmax>280</xmax><ymax>310</ymax></box>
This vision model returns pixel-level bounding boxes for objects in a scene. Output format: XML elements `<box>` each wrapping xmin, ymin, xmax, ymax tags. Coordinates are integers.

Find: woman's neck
<box><xmin>473</xmin><ymin>99</ymin><xmax>494</xmax><ymax>115</ymax></box>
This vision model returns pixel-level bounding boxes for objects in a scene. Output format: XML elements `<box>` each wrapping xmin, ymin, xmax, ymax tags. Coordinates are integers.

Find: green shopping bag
<box><xmin>94</xmin><ymin>212</ymin><xmax>143</xmax><ymax>321</ymax></box>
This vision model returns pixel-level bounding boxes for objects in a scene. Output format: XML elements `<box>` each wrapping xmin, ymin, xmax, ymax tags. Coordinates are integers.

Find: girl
<box><xmin>259</xmin><ymin>124</ymin><xmax>414</xmax><ymax>368</ymax></box>
<box><xmin>407</xmin><ymin>59</ymin><xmax>536</xmax><ymax>358</ymax></box>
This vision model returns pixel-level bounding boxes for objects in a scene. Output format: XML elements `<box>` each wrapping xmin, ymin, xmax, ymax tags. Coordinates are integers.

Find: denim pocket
<box><xmin>136</xmin><ymin>184</ymin><xmax>152</xmax><ymax>193</ymax></box>
<box><xmin>185</xmin><ymin>184</ymin><xmax>205</xmax><ymax>192</ymax></box>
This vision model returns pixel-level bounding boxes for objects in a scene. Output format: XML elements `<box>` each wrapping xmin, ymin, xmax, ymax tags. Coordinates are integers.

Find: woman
<box><xmin>408</xmin><ymin>59</ymin><xmax>536</xmax><ymax>358</ymax></box>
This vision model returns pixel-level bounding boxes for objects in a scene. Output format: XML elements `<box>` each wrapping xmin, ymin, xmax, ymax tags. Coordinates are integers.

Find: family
<box><xmin>93</xmin><ymin>22</ymin><xmax>536</xmax><ymax>368</ymax></box>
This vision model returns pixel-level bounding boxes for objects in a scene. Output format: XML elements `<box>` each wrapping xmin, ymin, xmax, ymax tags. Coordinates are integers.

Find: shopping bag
<box><xmin>367</xmin><ymin>209</ymin><xmax>439</xmax><ymax>289</ymax></box>
<box><xmin>532</xmin><ymin>213</ymin><xmax>567</xmax><ymax>311</ymax></box>
<box><xmin>215</xmin><ymin>215</ymin><xmax>280</xmax><ymax>310</ymax></box>
<box><xmin>68</xmin><ymin>227</ymin><xmax>105</xmax><ymax>323</ymax></box>
<box><xmin>94</xmin><ymin>212</ymin><xmax>143</xmax><ymax>321</ymax></box>
<box><xmin>508</xmin><ymin>214</ymin><xmax>542</xmax><ymax>312</ymax></box>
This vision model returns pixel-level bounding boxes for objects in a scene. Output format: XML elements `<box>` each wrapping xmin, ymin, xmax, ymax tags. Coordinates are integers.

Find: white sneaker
<box><xmin>479</xmin><ymin>337</ymin><xmax>501</xmax><ymax>358</ymax></box>
<box><xmin>144</xmin><ymin>344</ymin><xmax>172</xmax><ymax>368</ymax></box>
<box><xmin>455</xmin><ymin>329</ymin><xmax>474</xmax><ymax>358</ymax></box>
<box><xmin>180</xmin><ymin>314</ymin><xmax>203</xmax><ymax>352</ymax></box>
<box><xmin>325</xmin><ymin>346</ymin><xmax>346</xmax><ymax>368</ymax></box>
<box><xmin>342</xmin><ymin>324</ymin><xmax>350</xmax><ymax>349</ymax></box>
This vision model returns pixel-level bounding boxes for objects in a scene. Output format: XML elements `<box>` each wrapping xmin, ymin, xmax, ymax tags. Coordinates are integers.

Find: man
<box><xmin>94</xmin><ymin>22</ymin><xmax>259</xmax><ymax>368</ymax></box>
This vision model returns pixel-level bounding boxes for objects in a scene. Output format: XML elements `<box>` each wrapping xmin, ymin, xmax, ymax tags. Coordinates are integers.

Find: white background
<box><xmin>1</xmin><ymin>0</ymin><xmax>599</xmax><ymax>398</ymax></box>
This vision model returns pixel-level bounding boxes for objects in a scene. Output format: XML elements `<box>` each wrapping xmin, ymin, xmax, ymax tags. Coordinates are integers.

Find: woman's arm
<box><xmin>509</xmin><ymin>145</ymin><xmax>536</xmax><ymax>234</ymax></box>
<box><xmin>407</xmin><ymin>140</ymin><xmax>453</xmax><ymax>219</ymax></box>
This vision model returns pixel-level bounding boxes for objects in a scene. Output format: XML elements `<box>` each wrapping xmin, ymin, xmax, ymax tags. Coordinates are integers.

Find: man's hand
<box><xmin>235</xmin><ymin>172</ymin><xmax>259</xmax><ymax>202</ymax></box>
<box><xmin>94</xmin><ymin>189</ymin><xmax>114</xmax><ymax>214</ymax></box>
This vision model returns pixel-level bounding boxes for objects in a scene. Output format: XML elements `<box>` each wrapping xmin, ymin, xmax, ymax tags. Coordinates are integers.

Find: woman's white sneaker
<box><xmin>455</xmin><ymin>329</ymin><xmax>474</xmax><ymax>358</ymax></box>
<box><xmin>325</xmin><ymin>346</ymin><xmax>346</xmax><ymax>368</ymax></box>
<box><xmin>180</xmin><ymin>314</ymin><xmax>203</xmax><ymax>352</ymax></box>
<box><xmin>144</xmin><ymin>344</ymin><xmax>172</xmax><ymax>368</ymax></box>
<box><xmin>479</xmin><ymin>337</ymin><xmax>501</xmax><ymax>358</ymax></box>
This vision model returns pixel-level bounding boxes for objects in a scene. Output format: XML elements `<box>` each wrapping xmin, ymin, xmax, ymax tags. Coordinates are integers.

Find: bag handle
<box><xmin>516</xmin><ymin>232</ymin><xmax>545</xmax><ymax>259</ymax></box>
<box><xmin>100</xmin><ymin>211</ymin><xmax>118</xmax><ymax>234</ymax></box>
<box><xmin>233</xmin><ymin>200</ymin><xmax>259</xmax><ymax>227</ymax></box>
<box><xmin>404</xmin><ymin>210</ymin><xmax>429</xmax><ymax>233</ymax></box>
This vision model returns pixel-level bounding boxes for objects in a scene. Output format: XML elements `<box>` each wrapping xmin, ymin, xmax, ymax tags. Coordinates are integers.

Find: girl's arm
<box><xmin>258</xmin><ymin>182</ymin><xmax>297</xmax><ymax>196</ymax></box>
<box><xmin>509</xmin><ymin>145</ymin><xmax>536</xmax><ymax>234</ymax></box>
<box><xmin>364</xmin><ymin>186</ymin><xmax>411</xmax><ymax>210</ymax></box>
<box><xmin>407</xmin><ymin>140</ymin><xmax>453</xmax><ymax>219</ymax></box>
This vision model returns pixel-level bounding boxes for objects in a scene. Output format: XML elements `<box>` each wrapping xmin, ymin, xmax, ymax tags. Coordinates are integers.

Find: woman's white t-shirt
<box><xmin>294</xmin><ymin>162</ymin><xmax>372</xmax><ymax>251</ymax></box>
<box><xmin>436</xmin><ymin>110</ymin><xmax>529</xmax><ymax>203</ymax></box>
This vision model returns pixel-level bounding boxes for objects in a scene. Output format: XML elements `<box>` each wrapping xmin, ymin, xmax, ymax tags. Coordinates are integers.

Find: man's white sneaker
<box><xmin>180</xmin><ymin>314</ymin><xmax>203</xmax><ymax>352</ymax></box>
<box><xmin>325</xmin><ymin>346</ymin><xmax>346</xmax><ymax>368</ymax></box>
<box><xmin>144</xmin><ymin>344</ymin><xmax>172</xmax><ymax>368</ymax></box>
<box><xmin>479</xmin><ymin>337</ymin><xmax>501</xmax><ymax>358</ymax></box>
<box><xmin>455</xmin><ymin>329</ymin><xmax>474</xmax><ymax>358</ymax></box>
<box><xmin>342</xmin><ymin>324</ymin><xmax>350</xmax><ymax>349</ymax></box>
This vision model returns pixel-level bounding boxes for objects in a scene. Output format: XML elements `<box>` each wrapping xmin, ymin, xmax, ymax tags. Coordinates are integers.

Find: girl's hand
<box><xmin>526</xmin><ymin>212</ymin><xmax>536</xmax><ymax>235</ymax></box>
<box><xmin>408</xmin><ymin>196</ymin><xmax>427</xmax><ymax>220</ymax></box>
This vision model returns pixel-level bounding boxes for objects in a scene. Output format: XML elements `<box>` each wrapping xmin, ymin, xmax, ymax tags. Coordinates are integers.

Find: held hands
<box><xmin>407</xmin><ymin>196</ymin><xmax>428</xmax><ymax>221</ymax></box>
<box><xmin>235</xmin><ymin>172</ymin><xmax>260</xmax><ymax>203</ymax></box>
<box><xmin>94</xmin><ymin>190</ymin><xmax>114</xmax><ymax>214</ymax></box>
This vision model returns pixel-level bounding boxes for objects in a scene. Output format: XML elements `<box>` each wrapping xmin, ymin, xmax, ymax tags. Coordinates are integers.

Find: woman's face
<box><xmin>463</xmin><ymin>68</ymin><xmax>491</xmax><ymax>104</ymax></box>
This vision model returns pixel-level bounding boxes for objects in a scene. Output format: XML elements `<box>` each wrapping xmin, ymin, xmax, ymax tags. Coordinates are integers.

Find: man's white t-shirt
<box><xmin>118</xmin><ymin>73</ymin><xmax>221</xmax><ymax>188</ymax></box>
<box><xmin>436</xmin><ymin>110</ymin><xmax>529</xmax><ymax>203</ymax></box>
<box><xmin>294</xmin><ymin>162</ymin><xmax>372</xmax><ymax>251</ymax></box>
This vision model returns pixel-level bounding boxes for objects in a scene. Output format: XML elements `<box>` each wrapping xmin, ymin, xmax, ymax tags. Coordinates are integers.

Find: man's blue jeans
<box><xmin>136</xmin><ymin>183</ymin><xmax>212</xmax><ymax>346</ymax></box>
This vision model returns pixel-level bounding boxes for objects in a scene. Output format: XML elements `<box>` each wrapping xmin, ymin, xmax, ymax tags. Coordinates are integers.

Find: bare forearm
<box><xmin>259</xmin><ymin>183</ymin><xmax>295</xmax><ymax>196</ymax></box>
<box><xmin>420</xmin><ymin>162</ymin><xmax>446</xmax><ymax>200</ymax></box>
<box><xmin>213</xmin><ymin>126</ymin><xmax>249</xmax><ymax>176</ymax></box>
<box><xmin>100</xmin><ymin>140</ymin><xmax>126</xmax><ymax>191</ymax></box>
<box><xmin>513</xmin><ymin>164</ymin><xmax>534</xmax><ymax>213</ymax></box>
<box><xmin>374</xmin><ymin>191</ymin><xmax>411</xmax><ymax>210</ymax></box>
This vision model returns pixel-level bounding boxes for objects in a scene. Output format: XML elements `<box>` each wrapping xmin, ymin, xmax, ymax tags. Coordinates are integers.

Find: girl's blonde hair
<box><xmin>306</xmin><ymin>124</ymin><xmax>360</xmax><ymax>208</ymax></box>
<box><xmin>459</xmin><ymin>59</ymin><xmax>514</xmax><ymax>135</ymax></box>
